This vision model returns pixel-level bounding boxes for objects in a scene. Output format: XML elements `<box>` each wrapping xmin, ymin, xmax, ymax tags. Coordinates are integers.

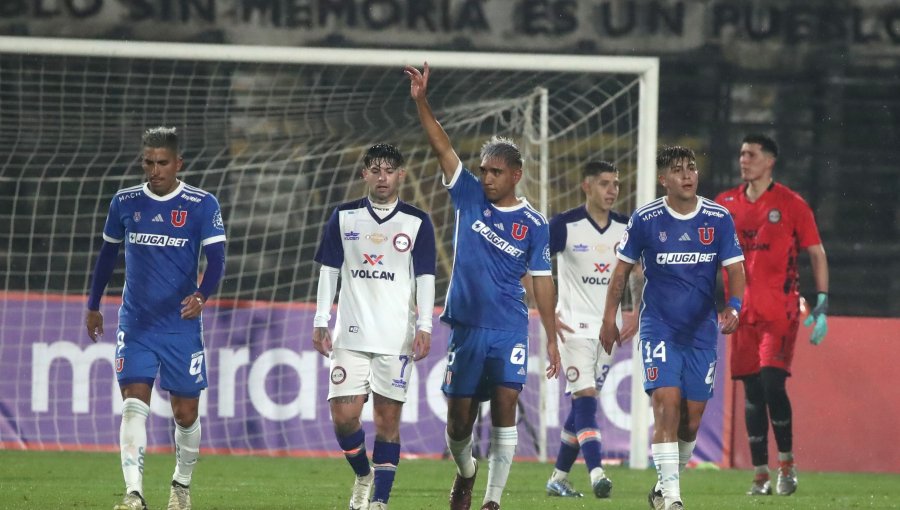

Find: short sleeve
<box><xmin>527</xmin><ymin>223</ymin><xmax>552</xmax><ymax>276</ymax></box>
<box><xmin>446</xmin><ymin>167</ymin><xmax>484</xmax><ymax>210</ymax></box>
<box><xmin>412</xmin><ymin>216</ymin><xmax>437</xmax><ymax>276</ymax></box>
<box><xmin>616</xmin><ymin>214</ymin><xmax>641</xmax><ymax>264</ymax></box>
<box><xmin>201</xmin><ymin>194</ymin><xmax>227</xmax><ymax>246</ymax></box>
<box><xmin>102</xmin><ymin>197</ymin><xmax>124</xmax><ymax>243</ymax></box>
<box><xmin>717</xmin><ymin>213</ymin><xmax>745</xmax><ymax>267</ymax></box>
<box><xmin>314</xmin><ymin>208</ymin><xmax>344</xmax><ymax>268</ymax></box>
<box><xmin>792</xmin><ymin>196</ymin><xmax>822</xmax><ymax>249</ymax></box>
<box><xmin>548</xmin><ymin>214</ymin><xmax>567</xmax><ymax>255</ymax></box>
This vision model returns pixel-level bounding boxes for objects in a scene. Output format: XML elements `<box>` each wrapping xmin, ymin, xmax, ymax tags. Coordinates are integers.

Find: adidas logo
<box><xmin>517</xmin><ymin>367</ymin><xmax>526</xmax><ymax>376</ymax></box>
<box><xmin>152</xmin><ymin>214</ymin><xmax>164</xmax><ymax>222</ymax></box>
<box><xmin>679</xmin><ymin>232</ymin><xmax>691</xmax><ymax>241</ymax></box>
<box><xmin>195</xmin><ymin>374</ymin><xmax>204</xmax><ymax>383</ymax></box>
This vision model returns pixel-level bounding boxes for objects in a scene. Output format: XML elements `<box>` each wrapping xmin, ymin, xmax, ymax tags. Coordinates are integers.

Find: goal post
<box><xmin>0</xmin><ymin>36</ymin><xmax>657</xmax><ymax>468</ymax></box>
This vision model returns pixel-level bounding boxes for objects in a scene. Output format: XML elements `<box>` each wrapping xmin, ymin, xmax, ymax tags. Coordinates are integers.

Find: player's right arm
<box><xmin>404</xmin><ymin>62</ymin><xmax>461</xmax><ymax>182</ymax></box>
<box><xmin>600</xmin><ymin>260</ymin><xmax>633</xmax><ymax>354</ymax></box>
<box><xmin>313</xmin><ymin>265</ymin><xmax>339</xmax><ymax>356</ymax></box>
<box><xmin>85</xmin><ymin>240</ymin><xmax>121</xmax><ymax>342</ymax></box>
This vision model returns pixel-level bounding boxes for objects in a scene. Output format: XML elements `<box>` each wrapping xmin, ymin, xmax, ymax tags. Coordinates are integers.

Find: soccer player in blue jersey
<box><xmin>544</xmin><ymin>161</ymin><xmax>641</xmax><ymax>499</ymax></box>
<box><xmin>312</xmin><ymin>143</ymin><xmax>436</xmax><ymax>510</ymax></box>
<box><xmin>405</xmin><ymin>63</ymin><xmax>560</xmax><ymax>510</ymax></box>
<box><xmin>600</xmin><ymin>146</ymin><xmax>745</xmax><ymax>510</ymax></box>
<box><xmin>85</xmin><ymin>127</ymin><xmax>226</xmax><ymax>510</ymax></box>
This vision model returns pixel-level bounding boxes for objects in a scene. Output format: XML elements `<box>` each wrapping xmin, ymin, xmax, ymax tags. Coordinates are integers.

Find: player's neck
<box><xmin>664</xmin><ymin>195</ymin><xmax>698</xmax><ymax>215</ymax></box>
<box><xmin>585</xmin><ymin>202</ymin><xmax>610</xmax><ymax>228</ymax></box>
<box><xmin>491</xmin><ymin>195</ymin><xmax>522</xmax><ymax>208</ymax></box>
<box><xmin>745</xmin><ymin>177</ymin><xmax>773</xmax><ymax>202</ymax></box>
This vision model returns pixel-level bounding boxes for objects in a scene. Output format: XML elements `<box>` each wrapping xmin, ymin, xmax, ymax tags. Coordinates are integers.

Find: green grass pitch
<box><xmin>1</xmin><ymin>450</ymin><xmax>898</xmax><ymax>509</ymax></box>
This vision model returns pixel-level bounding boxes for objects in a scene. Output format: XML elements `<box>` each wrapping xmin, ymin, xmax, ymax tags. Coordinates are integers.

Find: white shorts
<box><xmin>327</xmin><ymin>348</ymin><xmax>415</xmax><ymax>403</ymax></box>
<box><xmin>560</xmin><ymin>335</ymin><xmax>615</xmax><ymax>394</ymax></box>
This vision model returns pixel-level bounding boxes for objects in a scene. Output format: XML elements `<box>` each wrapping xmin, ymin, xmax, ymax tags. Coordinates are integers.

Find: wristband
<box><xmin>727</xmin><ymin>296</ymin><xmax>742</xmax><ymax>314</ymax></box>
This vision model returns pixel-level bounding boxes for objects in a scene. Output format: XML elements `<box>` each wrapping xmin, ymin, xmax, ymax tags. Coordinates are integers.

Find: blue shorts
<box><xmin>442</xmin><ymin>325</ymin><xmax>528</xmax><ymax>402</ymax></box>
<box><xmin>115</xmin><ymin>326</ymin><xmax>208</xmax><ymax>398</ymax></box>
<box><xmin>639</xmin><ymin>337</ymin><xmax>717</xmax><ymax>401</ymax></box>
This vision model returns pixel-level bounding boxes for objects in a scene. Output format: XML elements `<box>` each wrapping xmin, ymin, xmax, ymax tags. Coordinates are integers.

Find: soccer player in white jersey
<box><xmin>312</xmin><ymin>144</ymin><xmax>436</xmax><ymax>510</ymax></box>
<box><xmin>85</xmin><ymin>127</ymin><xmax>226</xmax><ymax>510</ymax></box>
<box><xmin>405</xmin><ymin>63</ymin><xmax>560</xmax><ymax>510</ymax></box>
<box><xmin>600</xmin><ymin>146</ymin><xmax>745</xmax><ymax>510</ymax></box>
<box><xmin>545</xmin><ymin>161</ymin><xmax>641</xmax><ymax>499</ymax></box>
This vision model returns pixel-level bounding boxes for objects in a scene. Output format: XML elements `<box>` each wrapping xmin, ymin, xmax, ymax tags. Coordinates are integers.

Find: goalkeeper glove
<box><xmin>803</xmin><ymin>292</ymin><xmax>828</xmax><ymax>345</ymax></box>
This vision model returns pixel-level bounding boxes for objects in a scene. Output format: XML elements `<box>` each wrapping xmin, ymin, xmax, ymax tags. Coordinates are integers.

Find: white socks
<box><xmin>484</xmin><ymin>426</ymin><xmax>517</xmax><ymax>505</ymax></box>
<box><xmin>445</xmin><ymin>430</ymin><xmax>476</xmax><ymax>478</ymax></box>
<box><xmin>173</xmin><ymin>419</ymin><xmax>202</xmax><ymax>486</ymax></box>
<box><xmin>652</xmin><ymin>442</ymin><xmax>680</xmax><ymax>507</ymax></box>
<box><xmin>120</xmin><ymin>398</ymin><xmax>150</xmax><ymax>495</ymax></box>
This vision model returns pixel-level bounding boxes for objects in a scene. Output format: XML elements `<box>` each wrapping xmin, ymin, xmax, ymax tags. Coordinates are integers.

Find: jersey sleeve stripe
<box><xmin>616</xmin><ymin>252</ymin><xmax>637</xmax><ymax>264</ymax></box>
<box><xmin>443</xmin><ymin>161</ymin><xmax>464</xmax><ymax>188</ymax></box>
<box><xmin>528</xmin><ymin>269</ymin><xmax>552</xmax><ymax>276</ymax></box>
<box><xmin>102</xmin><ymin>233</ymin><xmax>123</xmax><ymax>243</ymax></box>
<box><xmin>201</xmin><ymin>235</ymin><xmax>227</xmax><ymax>246</ymax></box>
<box><xmin>721</xmin><ymin>255</ymin><xmax>745</xmax><ymax>267</ymax></box>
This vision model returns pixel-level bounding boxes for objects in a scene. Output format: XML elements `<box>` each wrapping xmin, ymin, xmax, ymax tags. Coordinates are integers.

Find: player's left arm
<box><xmin>182</xmin><ymin>199</ymin><xmax>227</xmax><ymax>319</ymax></box>
<box><xmin>795</xmin><ymin>198</ymin><xmax>829</xmax><ymax>344</ymax></box>
<box><xmin>532</xmin><ymin>274</ymin><xmax>560</xmax><ymax>379</ymax></box>
<box><xmin>804</xmin><ymin>243</ymin><xmax>829</xmax><ymax>344</ymax></box>
<box><xmin>720</xmin><ymin>261</ymin><xmax>745</xmax><ymax>334</ymax></box>
<box><xmin>412</xmin><ymin>216</ymin><xmax>437</xmax><ymax>361</ymax></box>
<box><xmin>620</xmin><ymin>263</ymin><xmax>644</xmax><ymax>341</ymax></box>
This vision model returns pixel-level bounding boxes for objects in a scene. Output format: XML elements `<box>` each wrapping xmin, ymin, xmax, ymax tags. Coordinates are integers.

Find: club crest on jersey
<box><xmin>392</xmin><ymin>233</ymin><xmax>411</xmax><ymax>252</ymax></box>
<box><xmin>659</xmin><ymin>231</ymin><xmax>667</xmax><ymax>242</ymax></box>
<box><xmin>171</xmin><ymin>210</ymin><xmax>187</xmax><ymax>227</ymax></box>
<box><xmin>483</xmin><ymin>209</ymin><xmax>492</xmax><ymax>217</ymax></box>
<box><xmin>133</xmin><ymin>212</ymin><xmax>141</xmax><ymax>222</ymax></box>
<box><xmin>768</xmin><ymin>209</ymin><xmax>782</xmax><ymax>223</ymax></box>
<box><xmin>330</xmin><ymin>366</ymin><xmax>347</xmax><ymax>385</ymax></box>
<box><xmin>366</xmin><ymin>233</ymin><xmax>387</xmax><ymax>244</ymax></box>
<box><xmin>698</xmin><ymin>227</ymin><xmax>715</xmax><ymax>245</ymax></box>
<box><xmin>646</xmin><ymin>367</ymin><xmax>658</xmax><ymax>382</ymax></box>
<box><xmin>363</xmin><ymin>254</ymin><xmax>384</xmax><ymax>266</ymax></box>
<box><xmin>511</xmin><ymin>223</ymin><xmax>528</xmax><ymax>240</ymax></box>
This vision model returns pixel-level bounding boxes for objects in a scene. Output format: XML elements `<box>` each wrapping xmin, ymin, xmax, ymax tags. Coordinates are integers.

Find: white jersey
<box><xmin>549</xmin><ymin>206</ymin><xmax>629</xmax><ymax>338</ymax></box>
<box><xmin>314</xmin><ymin>197</ymin><xmax>436</xmax><ymax>355</ymax></box>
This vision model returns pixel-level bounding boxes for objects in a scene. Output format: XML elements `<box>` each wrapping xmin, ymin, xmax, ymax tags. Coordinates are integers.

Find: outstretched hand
<box><xmin>403</xmin><ymin>62</ymin><xmax>430</xmax><ymax>101</ymax></box>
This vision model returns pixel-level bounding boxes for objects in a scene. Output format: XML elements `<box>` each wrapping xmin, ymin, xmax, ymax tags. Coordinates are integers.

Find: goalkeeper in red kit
<box><xmin>715</xmin><ymin>134</ymin><xmax>829</xmax><ymax>497</ymax></box>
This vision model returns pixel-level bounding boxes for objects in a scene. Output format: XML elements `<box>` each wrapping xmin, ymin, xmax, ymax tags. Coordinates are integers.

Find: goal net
<box><xmin>0</xmin><ymin>36</ymin><xmax>659</xmax><ymax>466</ymax></box>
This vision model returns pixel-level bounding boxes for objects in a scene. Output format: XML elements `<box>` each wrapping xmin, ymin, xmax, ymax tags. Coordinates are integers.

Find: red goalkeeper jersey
<box><xmin>715</xmin><ymin>181</ymin><xmax>822</xmax><ymax>322</ymax></box>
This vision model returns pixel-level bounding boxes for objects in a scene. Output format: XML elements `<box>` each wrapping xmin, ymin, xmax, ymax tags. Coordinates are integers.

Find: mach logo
<box><xmin>698</xmin><ymin>227</ymin><xmax>714</xmax><ymax>245</ymax></box>
<box><xmin>511</xmin><ymin>223</ymin><xmax>528</xmax><ymax>240</ymax></box>
<box><xmin>171</xmin><ymin>210</ymin><xmax>187</xmax><ymax>227</ymax></box>
<box><xmin>363</xmin><ymin>254</ymin><xmax>384</xmax><ymax>266</ymax></box>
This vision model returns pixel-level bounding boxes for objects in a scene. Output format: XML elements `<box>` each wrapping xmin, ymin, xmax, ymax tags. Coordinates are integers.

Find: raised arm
<box><xmin>404</xmin><ymin>62</ymin><xmax>461</xmax><ymax>182</ymax></box>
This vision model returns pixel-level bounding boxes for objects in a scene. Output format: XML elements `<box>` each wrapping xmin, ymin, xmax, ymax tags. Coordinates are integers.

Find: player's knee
<box><xmin>173</xmin><ymin>410</ymin><xmax>198</xmax><ymax>428</ymax></box>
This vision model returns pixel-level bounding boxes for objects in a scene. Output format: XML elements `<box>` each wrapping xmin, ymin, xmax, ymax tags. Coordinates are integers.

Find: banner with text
<box><xmin>0</xmin><ymin>294</ymin><xmax>725</xmax><ymax>462</ymax></box>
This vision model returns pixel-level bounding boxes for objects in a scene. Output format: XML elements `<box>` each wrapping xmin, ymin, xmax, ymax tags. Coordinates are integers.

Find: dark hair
<box><xmin>142</xmin><ymin>126</ymin><xmax>180</xmax><ymax>154</ymax></box>
<box><xmin>656</xmin><ymin>145</ymin><xmax>696</xmax><ymax>171</ymax></box>
<box><xmin>480</xmin><ymin>136</ymin><xmax>523</xmax><ymax>170</ymax></box>
<box><xmin>583</xmin><ymin>161</ymin><xmax>617</xmax><ymax>180</ymax></box>
<box><xmin>742</xmin><ymin>133</ymin><xmax>778</xmax><ymax>158</ymax></box>
<box><xmin>363</xmin><ymin>143</ymin><xmax>404</xmax><ymax>168</ymax></box>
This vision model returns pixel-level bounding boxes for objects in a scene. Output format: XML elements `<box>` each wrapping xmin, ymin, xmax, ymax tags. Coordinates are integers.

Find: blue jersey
<box><xmin>617</xmin><ymin>197</ymin><xmax>743</xmax><ymax>349</ymax></box>
<box><xmin>102</xmin><ymin>181</ymin><xmax>226</xmax><ymax>333</ymax></box>
<box><xmin>442</xmin><ymin>164</ymin><xmax>552</xmax><ymax>335</ymax></box>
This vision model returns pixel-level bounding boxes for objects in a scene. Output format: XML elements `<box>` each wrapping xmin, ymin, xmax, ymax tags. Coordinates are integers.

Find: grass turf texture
<box><xmin>1</xmin><ymin>450</ymin><xmax>898</xmax><ymax>509</ymax></box>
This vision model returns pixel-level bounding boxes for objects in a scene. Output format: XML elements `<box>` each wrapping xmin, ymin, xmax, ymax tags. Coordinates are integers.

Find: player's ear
<box><xmin>513</xmin><ymin>167</ymin><xmax>523</xmax><ymax>184</ymax></box>
<box><xmin>176</xmin><ymin>155</ymin><xmax>184</xmax><ymax>172</ymax></box>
